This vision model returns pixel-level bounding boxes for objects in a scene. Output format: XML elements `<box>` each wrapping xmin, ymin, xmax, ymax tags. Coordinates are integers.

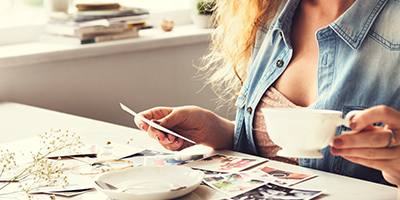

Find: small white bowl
<box><xmin>94</xmin><ymin>165</ymin><xmax>204</xmax><ymax>200</ymax></box>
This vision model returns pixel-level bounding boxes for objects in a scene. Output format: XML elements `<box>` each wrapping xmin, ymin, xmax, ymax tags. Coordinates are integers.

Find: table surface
<box><xmin>0</xmin><ymin>102</ymin><xmax>399</xmax><ymax>200</ymax></box>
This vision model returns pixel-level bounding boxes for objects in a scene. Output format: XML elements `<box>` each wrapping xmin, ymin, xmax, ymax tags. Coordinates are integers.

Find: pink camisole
<box><xmin>252</xmin><ymin>86</ymin><xmax>302</xmax><ymax>165</ymax></box>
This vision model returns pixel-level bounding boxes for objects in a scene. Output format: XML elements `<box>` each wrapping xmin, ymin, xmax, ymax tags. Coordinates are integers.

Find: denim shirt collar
<box><xmin>330</xmin><ymin>0</ymin><xmax>388</xmax><ymax>50</ymax></box>
<box><xmin>268</xmin><ymin>0</ymin><xmax>300</xmax><ymax>49</ymax></box>
<box><xmin>269</xmin><ymin>0</ymin><xmax>388</xmax><ymax>50</ymax></box>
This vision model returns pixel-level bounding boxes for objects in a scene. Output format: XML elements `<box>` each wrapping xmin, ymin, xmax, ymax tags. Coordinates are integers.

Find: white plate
<box><xmin>94</xmin><ymin>166</ymin><xmax>204</xmax><ymax>200</ymax></box>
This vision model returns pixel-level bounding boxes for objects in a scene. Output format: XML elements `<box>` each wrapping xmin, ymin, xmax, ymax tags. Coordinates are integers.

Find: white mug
<box><xmin>261</xmin><ymin>108</ymin><xmax>362</xmax><ymax>158</ymax></box>
<box><xmin>43</xmin><ymin>0</ymin><xmax>69</xmax><ymax>13</ymax></box>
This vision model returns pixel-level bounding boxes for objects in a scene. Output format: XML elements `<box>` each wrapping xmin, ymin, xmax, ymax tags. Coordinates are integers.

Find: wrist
<box><xmin>203</xmin><ymin>110</ymin><xmax>235</xmax><ymax>150</ymax></box>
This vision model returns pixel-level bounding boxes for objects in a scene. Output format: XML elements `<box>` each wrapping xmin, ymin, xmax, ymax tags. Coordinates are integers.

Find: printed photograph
<box><xmin>184</xmin><ymin>154</ymin><xmax>267</xmax><ymax>173</ymax></box>
<box><xmin>256</xmin><ymin>166</ymin><xmax>317</xmax><ymax>186</ymax></box>
<box><xmin>125</xmin><ymin>155</ymin><xmax>184</xmax><ymax>167</ymax></box>
<box><xmin>203</xmin><ymin>172</ymin><xmax>265</xmax><ymax>197</ymax></box>
<box><xmin>229</xmin><ymin>182</ymin><xmax>323</xmax><ymax>200</ymax></box>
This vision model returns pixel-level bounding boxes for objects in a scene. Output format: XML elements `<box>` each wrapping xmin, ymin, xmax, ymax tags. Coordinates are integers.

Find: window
<box><xmin>0</xmin><ymin>0</ymin><xmax>192</xmax><ymax>46</ymax></box>
<box><xmin>0</xmin><ymin>0</ymin><xmax>46</xmax><ymax>29</ymax></box>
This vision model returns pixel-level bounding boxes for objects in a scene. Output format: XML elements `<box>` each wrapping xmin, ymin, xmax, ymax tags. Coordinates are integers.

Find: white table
<box><xmin>0</xmin><ymin>102</ymin><xmax>399</xmax><ymax>200</ymax></box>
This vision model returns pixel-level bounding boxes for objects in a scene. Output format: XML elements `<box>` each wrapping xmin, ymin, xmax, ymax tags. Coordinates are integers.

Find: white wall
<box><xmin>0</xmin><ymin>40</ymin><xmax>235</xmax><ymax>129</ymax></box>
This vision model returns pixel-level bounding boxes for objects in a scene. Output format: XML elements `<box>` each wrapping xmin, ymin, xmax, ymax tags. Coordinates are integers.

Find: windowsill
<box><xmin>0</xmin><ymin>0</ymin><xmax>194</xmax><ymax>46</ymax></box>
<box><xmin>0</xmin><ymin>25</ymin><xmax>214</xmax><ymax>69</ymax></box>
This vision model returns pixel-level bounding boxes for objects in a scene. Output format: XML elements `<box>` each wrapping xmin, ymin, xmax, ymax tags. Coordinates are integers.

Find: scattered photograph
<box><xmin>120</xmin><ymin>149</ymin><xmax>173</xmax><ymax>159</ymax></box>
<box><xmin>229</xmin><ymin>182</ymin><xmax>323</xmax><ymax>200</ymax></box>
<box><xmin>193</xmin><ymin>168</ymin><xmax>229</xmax><ymax>176</ymax></box>
<box><xmin>203</xmin><ymin>172</ymin><xmax>266</xmax><ymax>197</ymax></box>
<box><xmin>184</xmin><ymin>154</ymin><xmax>267</xmax><ymax>173</ymax></box>
<box><xmin>143</xmin><ymin>156</ymin><xmax>184</xmax><ymax>166</ymax></box>
<box><xmin>47</xmin><ymin>144</ymin><xmax>98</xmax><ymax>159</ymax></box>
<box><xmin>254</xmin><ymin>165</ymin><xmax>317</xmax><ymax>186</ymax></box>
<box><xmin>124</xmin><ymin>155</ymin><xmax>184</xmax><ymax>167</ymax></box>
<box><xmin>97</xmin><ymin>143</ymin><xmax>143</xmax><ymax>159</ymax></box>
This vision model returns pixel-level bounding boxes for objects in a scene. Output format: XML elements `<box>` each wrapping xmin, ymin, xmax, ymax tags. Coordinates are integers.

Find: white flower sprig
<box><xmin>0</xmin><ymin>149</ymin><xmax>17</xmax><ymax>180</ymax></box>
<box><xmin>0</xmin><ymin>129</ymin><xmax>83</xmax><ymax>194</ymax></box>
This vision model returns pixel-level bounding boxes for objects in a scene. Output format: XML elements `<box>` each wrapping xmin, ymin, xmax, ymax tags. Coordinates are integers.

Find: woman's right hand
<box><xmin>134</xmin><ymin>106</ymin><xmax>235</xmax><ymax>151</ymax></box>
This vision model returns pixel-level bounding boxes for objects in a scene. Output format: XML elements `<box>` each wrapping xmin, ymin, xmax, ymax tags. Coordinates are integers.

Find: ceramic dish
<box><xmin>94</xmin><ymin>165</ymin><xmax>204</xmax><ymax>200</ymax></box>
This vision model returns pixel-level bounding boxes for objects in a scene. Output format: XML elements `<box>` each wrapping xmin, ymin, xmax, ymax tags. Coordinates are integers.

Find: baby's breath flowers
<box><xmin>0</xmin><ymin>129</ymin><xmax>83</xmax><ymax>194</ymax></box>
<box><xmin>0</xmin><ymin>149</ymin><xmax>17</xmax><ymax>180</ymax></box>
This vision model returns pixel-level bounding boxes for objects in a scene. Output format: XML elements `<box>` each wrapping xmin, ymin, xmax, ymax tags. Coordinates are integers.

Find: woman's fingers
<box><xmin>135</xmin><ymin>107</ymin><xmax>196</xmax><ymax>151</ymax></box>
<box><xmin>333</xmin><ymin>129</ymin><xmax>397</xmax><ymax>149</ymax></box>
<box><xmin>147</xmin><ymin>126</ymin><xmax>185</xmax><ymax>151</ymax></box>
<box><xmin>331</xmin><ymin>145</ymin><xmax>399</xmax><ymax>159</ymax></box>
<box><xmin>331</xmin><ymin>105</ymin><xmax>400</xmax><ymax>187</ymax></box>
<box><xmin>134</xmin><ymin>107</ymin><xmax>173</xmax><ymax>131</ymax></box>
<box><xmin>351</xmin><ymin>105</ymin><xmax>400</xmax><ymax>131</ymax></box>
<box><xmin>134</xmin><ymin>105</ymin><xmax>229</xmax><ymax>151</ymax></box>
<box><xmin>332</xmin><ymin>105</ymin><xmax>400</xmax><ymax>152</ymax></box>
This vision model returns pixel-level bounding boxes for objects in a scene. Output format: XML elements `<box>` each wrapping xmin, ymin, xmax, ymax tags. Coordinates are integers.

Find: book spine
<box><xmin>94</xmin><ymin>30</ymin><xmax>139</xmax><ymax>43</ymax></box>
<box><xmin>75</xmin><ymin>14</ymin><xmax>149</xmax><ymax>22</ymax></box>
<box><xmin>81</xmin><ymin>38</ymin><xmax>96</xmax><ymax>44</ymax></box>
<box><xmin>45</xmin><ymin>23</ymin><xmax>128</xmax><ymax>36</ymax></box>
<box><xmin>126</xmin><ymin>22</ymin><xmax>146</xmax><ymax>29</ymax></box>
<box><xmin>77</xmin><ymin>23</ymin><xmax>127</xmax><ymax>34</ymax></box>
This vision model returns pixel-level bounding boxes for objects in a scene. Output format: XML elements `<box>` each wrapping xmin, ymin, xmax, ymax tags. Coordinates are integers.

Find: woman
<box><xmin>135</xmin><ymin>0</ymin><xmax>400</xmax><ymax>187</ymax></box>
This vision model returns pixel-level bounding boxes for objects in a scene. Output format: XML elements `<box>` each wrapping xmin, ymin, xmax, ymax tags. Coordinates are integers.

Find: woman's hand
<box><xmin>330</xmin><ymin>105</ymin><xmax>400</xmax><ymax>187</ymax></box>
<box><xmin>134</xmin><ymin>106</ymin><xmax>235</xmax><ymax>151</ymax></box>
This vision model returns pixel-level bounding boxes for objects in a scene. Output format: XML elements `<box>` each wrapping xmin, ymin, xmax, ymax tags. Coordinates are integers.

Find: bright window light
<box><xmin>0</xmin><ymin>0</ymin><xmax>47</xmax><ymax>29</ymax></box>
<box><xmin>0</xmin><ymin>0</ymin><xmax>192</xmax><ymax>45</ymax></box>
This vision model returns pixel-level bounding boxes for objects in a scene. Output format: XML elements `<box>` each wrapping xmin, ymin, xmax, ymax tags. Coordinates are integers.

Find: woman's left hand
<box><xmin>330</xmin><ymin>105</ymin><xmax>400</xmax><ymax>188</ymax></box>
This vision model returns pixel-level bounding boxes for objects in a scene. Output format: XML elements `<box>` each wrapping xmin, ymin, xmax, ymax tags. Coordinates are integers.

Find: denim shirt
<box><xmin>233</xmin><ymin>0</ymin><xmax>399</xmax><ymax>186</ymax></box>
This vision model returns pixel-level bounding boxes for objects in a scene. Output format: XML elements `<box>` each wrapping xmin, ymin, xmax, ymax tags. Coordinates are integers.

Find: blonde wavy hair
<box><xmin>198</xmin><ymin>0</ymin><xmax>284</xmax><ymax>108</ymax></box>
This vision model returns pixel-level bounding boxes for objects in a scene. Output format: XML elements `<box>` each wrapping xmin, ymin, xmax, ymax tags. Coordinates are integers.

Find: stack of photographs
<box><xmin>182</xmin><ymin>154</ymin><xmax>323</xmax><ymax>200</ymax></box>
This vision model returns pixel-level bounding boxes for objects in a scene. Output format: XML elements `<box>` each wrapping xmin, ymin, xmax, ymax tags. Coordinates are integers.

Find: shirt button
<box><xmin>276</xmin><ymin>60</ymin><xmax>284</xmax><ymax>67</ymax></box>
<box><xmin>247</xmin><ymin>107</ymin><xmax>252</xmax><ymax>114</ymax></box>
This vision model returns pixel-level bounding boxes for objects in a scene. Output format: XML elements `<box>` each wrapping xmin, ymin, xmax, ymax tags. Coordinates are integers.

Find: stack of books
<box><xmin>40</xmin><ymin>3</ymin><xmax>150</xmax><ymax>45</ymax></box>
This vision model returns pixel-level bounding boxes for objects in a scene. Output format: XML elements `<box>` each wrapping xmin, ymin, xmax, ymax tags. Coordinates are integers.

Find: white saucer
<box><xmin>94</xmin><ymin>165</ymin><xmax>204</xmax><ymax>200</ymax></box>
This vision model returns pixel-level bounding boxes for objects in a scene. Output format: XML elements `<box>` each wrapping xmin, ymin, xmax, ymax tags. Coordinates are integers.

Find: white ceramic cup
<box><xmin>261</xmin><ymin>108</ymin><xmax>362</xmax><ymax>158</ymax></box>
<box><xmin>43</xmin><ymin>0</ymin><xmax>69</xmax><ymax>13</ymax></box>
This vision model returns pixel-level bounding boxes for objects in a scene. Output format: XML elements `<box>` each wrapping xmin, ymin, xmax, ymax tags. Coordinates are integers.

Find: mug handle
<box><xmin>340</xmin><ymin>110</ymin><xmax>363</xmax><ymax>135</ymax></box>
